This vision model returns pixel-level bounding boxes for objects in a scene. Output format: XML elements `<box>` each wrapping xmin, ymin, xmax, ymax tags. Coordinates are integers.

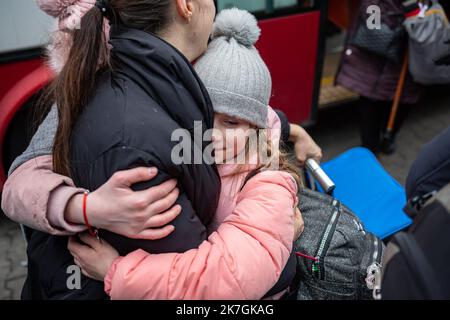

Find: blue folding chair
<box><xmin>320</xmin><ymin>147</ymin><xmax>412</xmax><ymax>239</ymax></box>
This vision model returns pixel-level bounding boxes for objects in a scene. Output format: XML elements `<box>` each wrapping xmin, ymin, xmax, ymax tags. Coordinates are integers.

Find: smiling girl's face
<box><xmin>212</xmin><ymin>113</ymin><xmax>254</xmax><ymax>164</ymax></box>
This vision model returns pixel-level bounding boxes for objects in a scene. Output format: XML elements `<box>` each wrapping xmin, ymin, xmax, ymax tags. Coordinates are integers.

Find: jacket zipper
<box><xmin>312</xmin><ymin>199</ymin><xmax>341</xmax><ymax>279</ymax></box>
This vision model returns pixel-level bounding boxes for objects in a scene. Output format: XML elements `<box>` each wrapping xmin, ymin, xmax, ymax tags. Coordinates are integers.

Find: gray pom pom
<box><xmin>212</xmin><ymin>8</ymin><xmax>261</xmax><ymax>47</ymax></box>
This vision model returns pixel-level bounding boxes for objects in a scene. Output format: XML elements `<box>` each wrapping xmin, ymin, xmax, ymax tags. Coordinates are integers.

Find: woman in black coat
<box><xmin>23</xmin><ymin>0</ymin><xmax>222</xmax><ymax>300</ymax></box>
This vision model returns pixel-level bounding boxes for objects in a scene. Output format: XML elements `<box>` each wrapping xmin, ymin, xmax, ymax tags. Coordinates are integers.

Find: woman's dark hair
<box><xmin>51</xmin><ymin>0</ymin><xmax>172</xmax><ymax>176</ymax></box>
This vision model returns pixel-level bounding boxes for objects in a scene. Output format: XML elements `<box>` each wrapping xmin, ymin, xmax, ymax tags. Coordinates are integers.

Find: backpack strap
<box><xmin>404</xmin><ymin>190</ymin><xmax>438</xmax><ymax>218</ymax></box>
<box><xmin>239</xmin><ymin>169</ymin><xmax>261</xmax><ymax>193</ymax></box>
<box><xmin>404</xmin><ymin>182</ymin><xmax>450</xmax><ymax>218</ymax></box>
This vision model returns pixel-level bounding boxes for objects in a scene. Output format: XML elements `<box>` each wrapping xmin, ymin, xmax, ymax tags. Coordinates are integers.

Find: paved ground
<box><xmin>1</xmin><ymin>87</ymin><xmax>449</xmax><ymax>300</ymax></box>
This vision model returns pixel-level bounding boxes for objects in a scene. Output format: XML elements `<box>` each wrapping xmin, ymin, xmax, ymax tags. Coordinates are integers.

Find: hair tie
<box><xmin>95</xmin><ymin>0</ymin><xmax>111</xmax><ymax>17</ymax></box>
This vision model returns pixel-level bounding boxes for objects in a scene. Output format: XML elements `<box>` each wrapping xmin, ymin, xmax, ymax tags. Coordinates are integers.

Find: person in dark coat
<box><xmin>381</xmin><ymin>126</ymin><xmax>450</xmax><ymax>300</ymax></box>
<box><xmin>336</xmin><ymin>0</ymin><xmax>422</xmax><ymax>154</ymax></box>
<box><xmin>406</xmin><ymin>126</ymin><xmax>450</xmax><ymax>201</ymax></box>
<box><xmin>15</xmin><ymin>0</ymin><xmax>321</xmax><ymax>300</ymax></box>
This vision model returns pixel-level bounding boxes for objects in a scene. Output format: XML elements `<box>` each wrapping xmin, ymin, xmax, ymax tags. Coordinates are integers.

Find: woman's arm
<box><xmin>73</xmin><ymin>171</ymin><xmax>297</xmax><ymax>300</ymax></box>
<box><xmin>2</xmin><ymin>105</ymin><xmax>180</xmax><ymax>238</ymax></box>
<box><xmin>7</xmin><ymin>106</ymin><xmax>58</xmax><ymax>176</ymax></box>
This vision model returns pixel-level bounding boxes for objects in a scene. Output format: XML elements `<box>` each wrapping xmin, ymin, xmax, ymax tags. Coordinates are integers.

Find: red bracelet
<box><xmin>82</xmin><ymin>190</ymin><xmax>98</xmax><ymax>238</ymax></box>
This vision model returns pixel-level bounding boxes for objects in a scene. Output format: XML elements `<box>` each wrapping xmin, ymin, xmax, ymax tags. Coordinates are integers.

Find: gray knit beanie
<box><xmin>194</xmin><ymin>8</ymin><xmax>271</xmax><ymax>128</ymax></box>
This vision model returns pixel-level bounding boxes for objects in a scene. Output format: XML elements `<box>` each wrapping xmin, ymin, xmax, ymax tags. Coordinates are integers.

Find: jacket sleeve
<box><xmin>1</xmin><ymin>155</ymin><xmax>87</xmax><ymax>235</ymax></box>
<box><xmin>273</xmin><ymin>109</ymin><xmax>290</xmax><ymax>146</ymax></box>
<box><xmin>104</xmin><ymin>171</ymin><xmax>297</xmax><ymax>300</ymax></box>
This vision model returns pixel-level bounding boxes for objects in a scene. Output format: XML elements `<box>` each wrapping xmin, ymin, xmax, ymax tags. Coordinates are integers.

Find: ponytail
<box><xmin>52</xmin><ymin>7</ymin><xmax>110</xmax><ymax>176</ymax></box>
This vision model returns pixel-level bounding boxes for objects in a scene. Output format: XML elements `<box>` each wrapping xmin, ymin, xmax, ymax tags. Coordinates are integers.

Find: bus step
<box><xmin>319</xmin><ymin>77</ymin><xmax>359</xmax><ymax>109</ymax></box>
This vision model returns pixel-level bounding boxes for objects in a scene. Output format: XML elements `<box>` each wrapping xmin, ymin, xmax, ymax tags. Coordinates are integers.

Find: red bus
<box><xmin>0</xmin><ymin>0</ymin><xmax>330</xmax><ymax>192</ymax></box>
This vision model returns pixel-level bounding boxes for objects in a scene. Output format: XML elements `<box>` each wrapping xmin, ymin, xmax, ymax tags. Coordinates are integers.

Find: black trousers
<box><xmin>359</xmin><ymin>97</ymin><xmax>410</xmax><ymax>153</ymax></box>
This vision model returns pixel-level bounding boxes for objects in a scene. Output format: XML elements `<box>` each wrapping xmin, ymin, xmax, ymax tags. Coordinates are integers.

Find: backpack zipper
<box><xmin>312</xmin><ymin>199</ymin><xmax>341</xmax><ymax>279</ymax></box>
<box><xmin>366</xmin><ymin>235</ymin><xmax>383</xmax><ymax>299</ymax></box>
<box><xmin>376</xmin><ymin>236</ymin><xmax>383</xmax><ymax>264</ymax></box>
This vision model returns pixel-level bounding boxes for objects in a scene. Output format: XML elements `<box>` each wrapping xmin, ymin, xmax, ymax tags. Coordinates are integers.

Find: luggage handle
<box><xmin>305</xmin><ymin>159</ymin><xmax>336</xmax><ymax>196</ymax></box>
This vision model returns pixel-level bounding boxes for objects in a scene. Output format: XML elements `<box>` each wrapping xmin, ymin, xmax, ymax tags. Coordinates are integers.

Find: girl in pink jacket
<box><xmin>67</xmin><ymin>8</ymin><xmax>302</xmax><ymax>300</ymax></box>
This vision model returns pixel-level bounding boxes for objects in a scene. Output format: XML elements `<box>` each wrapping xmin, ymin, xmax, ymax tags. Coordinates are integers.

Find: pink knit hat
<box><xmin>37</xmin><ymin>0</ymin><xmax>97</xmax><ymax>30</ymax></box>
<box><xmin>36</xmin><ymin>0</ymin><xmax>110</xmax><ymax>73</ymax></box>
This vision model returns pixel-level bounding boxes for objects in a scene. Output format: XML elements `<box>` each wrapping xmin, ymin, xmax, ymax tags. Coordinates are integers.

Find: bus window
<box><xmin>217</xmin><ymin>0</ymin><xmax>266</xmax><ymax>13</ymax></box>
<box><xmin>0</xmin><ymin>0</ymin><xmax>53</xmax><ymax>54</ymax></box>
<box><xmin>216</xmin><ymin>0</ymin><xmax>317</xmax><ymax>17</ymax></box>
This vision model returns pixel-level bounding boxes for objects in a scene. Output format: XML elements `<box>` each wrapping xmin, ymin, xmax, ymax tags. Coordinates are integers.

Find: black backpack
<box><xmin>294</xmin><ymin>187</ymin><xmax>385</xmax><ymax>300</ymax></box>
<box><xmin>381</xmin><ymin>182</ymin><xmax>450</xmax><ymax>300</ymax></box>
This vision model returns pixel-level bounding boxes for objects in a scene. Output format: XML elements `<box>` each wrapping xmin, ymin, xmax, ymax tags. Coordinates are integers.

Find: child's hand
<box><xmin>65</xmin><ymin>167</ymin><xmax>181</xmax><ymax>241</ymax></box>
<box><xmin>68</xmin><ymin>233</ymin><xmax>119</xmax><ymax>282</ymax></box>
<box><xmin>293</xmin><ymin>207</ymin><xmax>304</xmax><ymax>241</ymax></box>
